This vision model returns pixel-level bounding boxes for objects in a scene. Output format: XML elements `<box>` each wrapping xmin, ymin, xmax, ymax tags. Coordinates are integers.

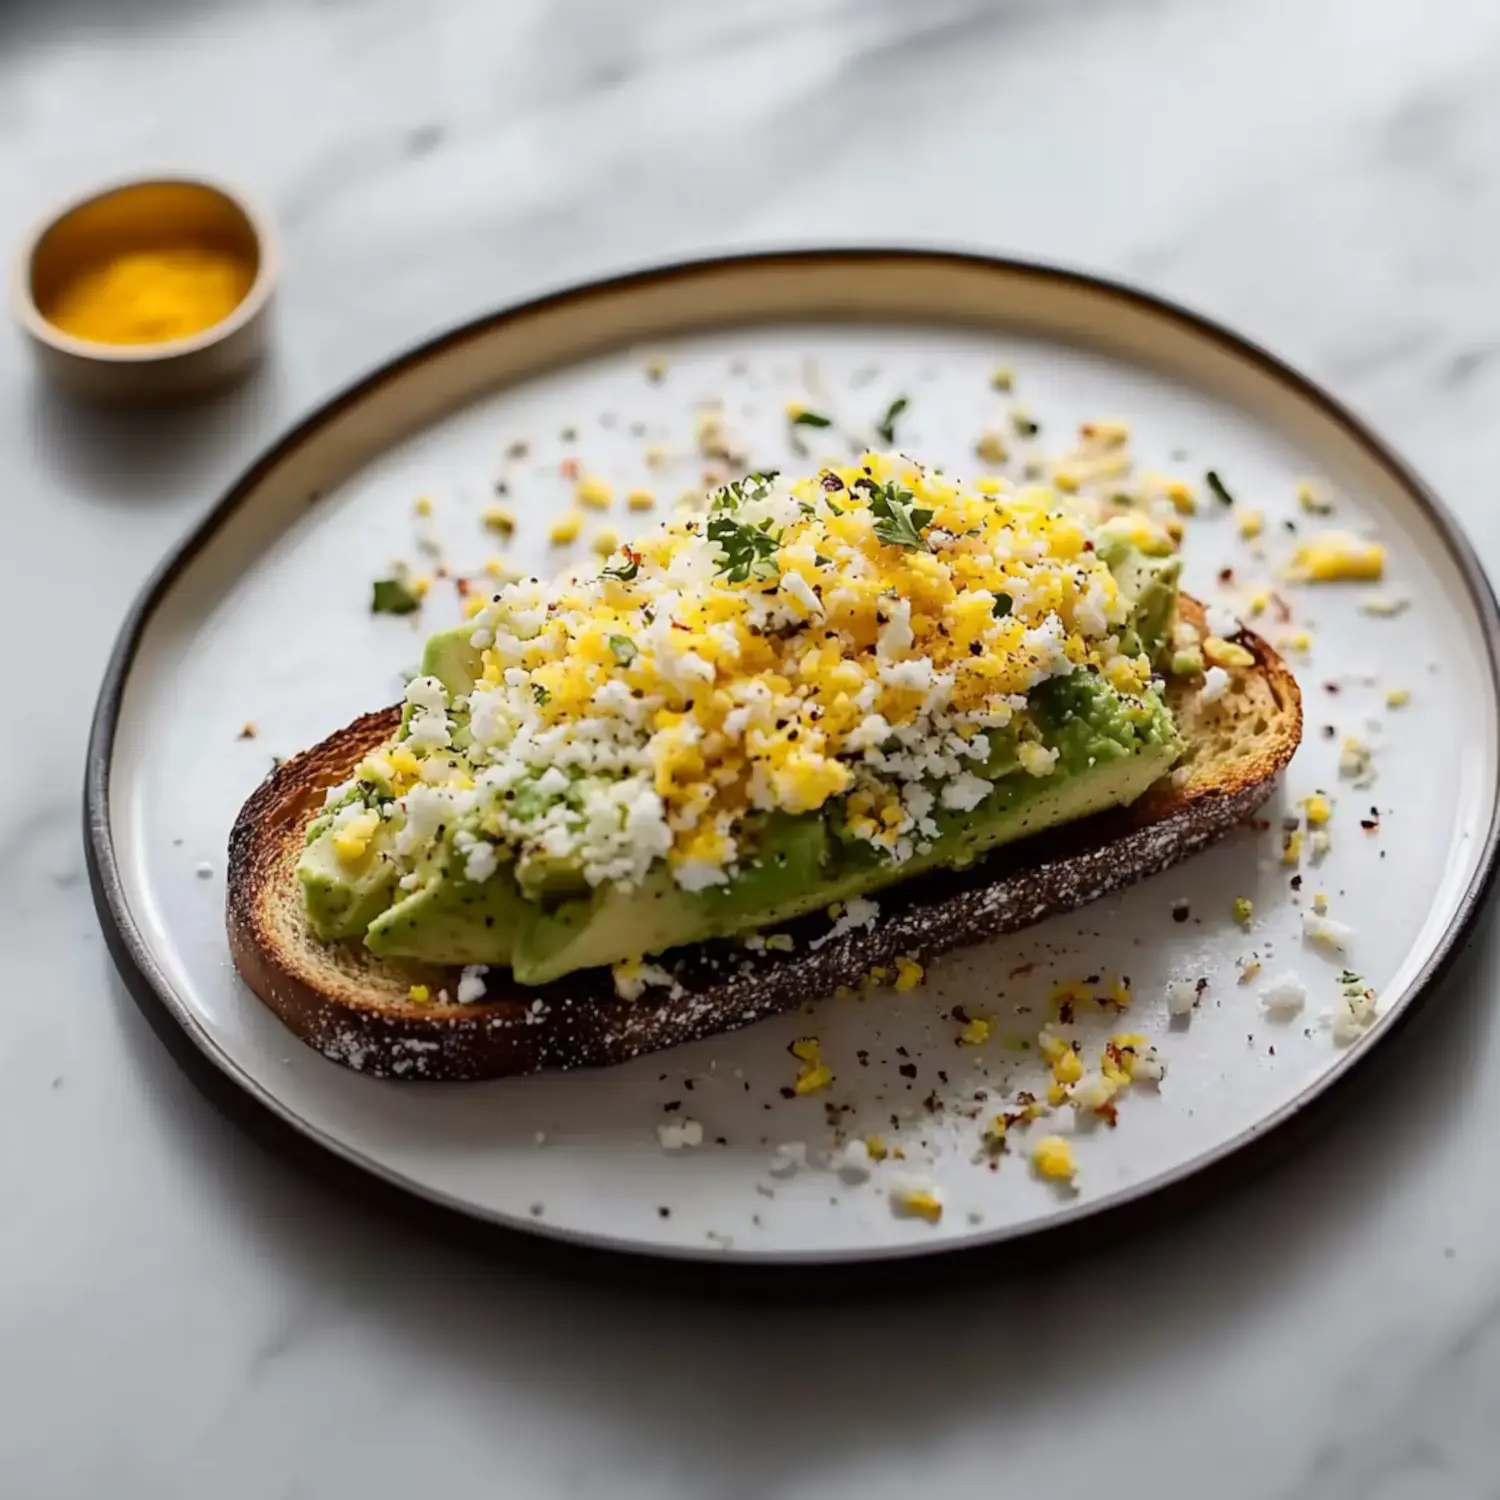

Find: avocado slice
<box><xmin>509</xmin><ymin>813</ymin><xmax>830</xmax><ymax>982</ymax></box>
<box><xmin>363</xmin><ymin>863</ymin><xmax>531</xmax><ymax>967</ymax></box>
<box><xmin>421</xmin><ymin>625</ymin><xmax>482</xmax><ymax>699</ymax></box>
<box><xmin>1099</xmin><ymin>539</ymin><xmax>1181</xmax><ymax>668</ymax></box>
<box><xmin>299</xmin><ymin>825</ymin><xmax>400</xmax><ymax>941</ymax></box>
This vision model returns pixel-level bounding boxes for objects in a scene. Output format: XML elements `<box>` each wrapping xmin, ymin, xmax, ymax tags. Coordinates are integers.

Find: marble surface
<box><xmin>4</xmin><ymin>0</ymin><xmax>1500</xmax><ymax>1494</ymax></box>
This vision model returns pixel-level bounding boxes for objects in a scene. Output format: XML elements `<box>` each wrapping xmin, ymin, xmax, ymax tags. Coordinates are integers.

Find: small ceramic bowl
<box><xmin>12</xmin><ymin>176</ymin><xmax>276</xmax><ymax>401</ymax></box>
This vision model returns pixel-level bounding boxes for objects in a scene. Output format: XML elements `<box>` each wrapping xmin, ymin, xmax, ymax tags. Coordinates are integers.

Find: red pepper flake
<box><xmin>560</xmin><ymin>457</ymin><xmax>581</xmax><ymax>480</ymax></box>
<box><xmin>1325</xmin><ymin>681</ymin><xmax>1341</xmax><ymax>695</ymax></box>
<box><xmin>455</xmin><ymin>576</ymin><xmax>471</xmax><ymax>596</ymax></box>
<box><xmin>1218</xmin><ymin>566</ymin><xmax>1235</xmax><ymax>585</ymax></box>
<box><xmin>1271</xmin><ymin>592</ymin><xmax>1292</xmax><ymax>622</ymax></box>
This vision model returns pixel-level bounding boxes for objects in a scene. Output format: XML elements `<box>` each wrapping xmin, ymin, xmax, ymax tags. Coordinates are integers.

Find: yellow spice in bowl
<box><xmin>42</xmin><ymin>246</ymin><xmax>254</xmax><ymax>346</ymax></box>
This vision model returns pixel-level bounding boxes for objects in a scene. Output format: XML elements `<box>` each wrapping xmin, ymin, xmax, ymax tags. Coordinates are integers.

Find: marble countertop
<box><xmin>5</xmin><ymin>0</ymin><xmax>1500</xmax><ymax>1494</ymax></box>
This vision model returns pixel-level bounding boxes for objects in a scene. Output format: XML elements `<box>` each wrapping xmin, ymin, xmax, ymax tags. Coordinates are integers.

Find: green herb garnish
<box><xmin>710</xmin><ymin>472</ymin><xmax>780</xmax><ymax>512</ymax></box>
<box><xmin>1206</xmin><ymin>470</ymin><xmax>1234</xmax><ymax>506</ymax></box>
<box><xmin>609</xmin><ymin>635</ymin><xmax>638</xmax><ymax>667</ymax></box>
<box><xmin>863</xmin><ymin>480</ymin><xmax>933</xmax><ymax>552</ymax></box>
<box><xmin>371</xmin><ymin>578</ymin><xmax>421</xmax><ymax>615</ymax></box>
<box><xmin>992</xmin><ymin>592</ymin><xmax>1013</xmax><ymax>618</ymax></box>
<box><xmin>708</xmin><ymin>514</ymin><xmax>781</xmax><ymax>582</ymax></box>
<box><xmin>874</xmin><ymin>395</ymin><xmax>908</xmax><ymax>446</ymax></box>
<box><xmin>790</xmin><ymin>409</ymin><xmax>833</xmax><ymax>428</ymax></box>
<box><xmin>532</xmin><ymin>684</ymin><xmax>551</xmax><ymax>706</ymax></box>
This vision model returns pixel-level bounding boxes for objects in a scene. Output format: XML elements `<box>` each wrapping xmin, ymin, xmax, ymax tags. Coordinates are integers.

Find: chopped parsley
<box><xmin>609</xmin><ymin>635</ymin><xmax>638</xmax><ymax>666</ymax></box>
<box><xmin>371</xmin><ymin>578</ymin><xmax>421</xmax><ymax>615</ymax></box>
<box><xmin>711</xmin><ymin>472</ymin><xmax>779</xmax><ymax>512</ymax></box>
<box><xmin>532</xmin><ymin>684</ymin><xmax>551</xmax><ymax>706</ymax></box>
<box><xmin>1206</xmin><ymin>470</ymin><xmax>1235</xmax><ymax>506</ymax></box>
<box><xmin>991</xmin><ymin>592</ymin><xmax>1013</xmax><ymax>618</ymax></box>
<box><xmin>790</xmin><ymin>409</ymin><xmax>833</xmax><ymax>428</ymax></box>
<box><xmin>708</xmin><ymin>513</ymin><xmax>782</xmax><ymax>582</ymax></box>
<box><xmin>874</xmin><ymin>395</ymin><xmax>908</xmax><ymax>446</ymax></box>
<box><xmin>862</xmin><ymin>480</ymin><xmax>933</xmax><ymax>552</ymax></box>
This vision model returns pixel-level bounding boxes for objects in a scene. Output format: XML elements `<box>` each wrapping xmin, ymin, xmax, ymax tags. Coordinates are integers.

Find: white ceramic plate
<box><xmin>88</xmin><ymin>252</ymin><xmax>1500</xmax><ymax>1268</ymax></box>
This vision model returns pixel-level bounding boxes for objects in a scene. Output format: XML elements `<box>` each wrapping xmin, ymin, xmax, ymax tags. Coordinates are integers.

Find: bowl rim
<box><xmin>10</xmin><ymin>172</ymin><xmax>277</xmax><ymax>364</ymax></box>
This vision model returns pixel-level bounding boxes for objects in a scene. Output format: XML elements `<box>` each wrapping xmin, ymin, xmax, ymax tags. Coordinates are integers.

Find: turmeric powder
<box><xmin>42</xmin><ymin>245</ymin><xmax>254</xmax><ymax>345</ymax></box>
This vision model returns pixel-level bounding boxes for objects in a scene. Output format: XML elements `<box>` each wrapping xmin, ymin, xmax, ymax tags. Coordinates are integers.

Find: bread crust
<box><xmin>227</xmin><ymin>601</ymin><xmax>1301</xmax><ymax>1079</ymax></box>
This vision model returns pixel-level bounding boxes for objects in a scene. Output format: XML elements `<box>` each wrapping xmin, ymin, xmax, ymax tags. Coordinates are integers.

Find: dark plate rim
<box><xmin>83</xmin><ymin>246</ymin><xmax>1500</xmax><ymax>1286</ymax></box>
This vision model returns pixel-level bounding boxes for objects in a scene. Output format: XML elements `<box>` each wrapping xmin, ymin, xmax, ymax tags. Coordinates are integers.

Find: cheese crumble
<box><xmin>345</xmin><ymin>455</ymin><xmax>1170</xmax><ymax>901</ymax></box>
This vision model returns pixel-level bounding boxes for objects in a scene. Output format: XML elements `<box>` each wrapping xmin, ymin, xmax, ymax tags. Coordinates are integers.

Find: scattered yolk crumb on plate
<box><xmin>889</xmin><ymin>1180</ymin><xmax>944</xmax><ymax>1222</ymax></box>
<box><xmin>1031</xmin><ymin>1136</ymin><xmax>1076</xmax><ymax>1183</ymax></box>
<box><xmin>576</xmin><ymin>475</ymin><xmax>613</xmax><ymax>510</ymax></box>
<box><xmin>548</xmin><ymin>511</ymin><xmax>582</xmax><ymax>545</ymax></box>
<box><xmin>790</xmin><ymin>1037</ymin><xmax>833</xmax><ymax>1095</ymax></box>
<box><xmin>1303</xmin><ymin>793</ymin><xmax>1332</xmax><ymax>826</ymax></box>
<box><xmin>1289</xmin><ymin>531</ymin><xmax>1385</xmax><ymax>582</ymax></box>
<box><xmin>958</xmin><ymin>1014</ymin><xmax>994</xmax><ymax>1046</ymax></box>
<box><xmin>893</xmin><ymin>957</ymin><xmax>925</xmax><ymax>992</ymax></box>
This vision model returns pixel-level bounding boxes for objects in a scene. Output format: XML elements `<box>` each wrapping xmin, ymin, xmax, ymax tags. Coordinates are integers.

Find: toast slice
<box><xmin>227</xmin><ymin>598</ymin><xmax>1301</xmax><ymax>1080</ymax></box>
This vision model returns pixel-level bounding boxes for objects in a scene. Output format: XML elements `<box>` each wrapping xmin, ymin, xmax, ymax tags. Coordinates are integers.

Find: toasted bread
<box><xmin>227</xmin><ymin>598</ymin><xmax>1301</xmax><ymax>1079</ymax></box>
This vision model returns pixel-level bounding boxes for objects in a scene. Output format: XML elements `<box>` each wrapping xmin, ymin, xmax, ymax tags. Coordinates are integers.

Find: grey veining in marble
<box><xmin>4</xmin><ymin>1</ymin><xmax>1500</xmax><ymax>1496</ymax></box>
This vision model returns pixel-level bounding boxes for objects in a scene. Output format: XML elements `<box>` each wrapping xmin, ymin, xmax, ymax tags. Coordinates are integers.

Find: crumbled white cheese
<box><xmin>833</xmin><ymin>1139</ymin><xmax>873</xmax><ymax>1183</ymax></box>
<box><xmin>1166</xmin><ymin>980</ymin><xmax>1199</xmax><ymax>1017</ymax></box>
<box><xmin>456</xmin><ymin>964</ymin><xmax>490</xmax><ymax>1004</ymax></box>
<box><xmin>808</xmin><ymin>896</ymin><xmax>879</xmax><ymax>951</ymax></box>
<box><xmin>1260</xmin><ymin>971</ymin><xmax>1307</xmax><ymax>1019</ymax></box>
<box><xmin>657</xmin><ymin>1118</ymin><xmax>704</xmax><ymax>1151</ymax></box>
<box><xmin>1332</xmin><ymin>987</ymin><xmax>1377</xmax><ymax>1044</ymax></box>
<box><xmin>1130</xmin><ymin>1045</ymin><xmax>1165</xmax><ymax>1084</ymax></box>
<box><xmin>462</xmin><ymin>839</ymin><xmax>498</xmax><ymax>884</ymax></box>
<box><xmin>1200</xmin><ymin>665</ymin><xmax>1231</xmax><ymax>704</ymax></box>
<box><xmin>940</xmin><ymin>771</ymin><xmax>992</xmax><ymax>812</ymax></box>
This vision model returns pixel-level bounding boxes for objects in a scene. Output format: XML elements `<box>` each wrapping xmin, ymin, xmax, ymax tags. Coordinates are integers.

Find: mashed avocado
<box><xmin>299</xmin><ymin>456</ymin><xmax>1183</xmax><ymax>985</ymax></box>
